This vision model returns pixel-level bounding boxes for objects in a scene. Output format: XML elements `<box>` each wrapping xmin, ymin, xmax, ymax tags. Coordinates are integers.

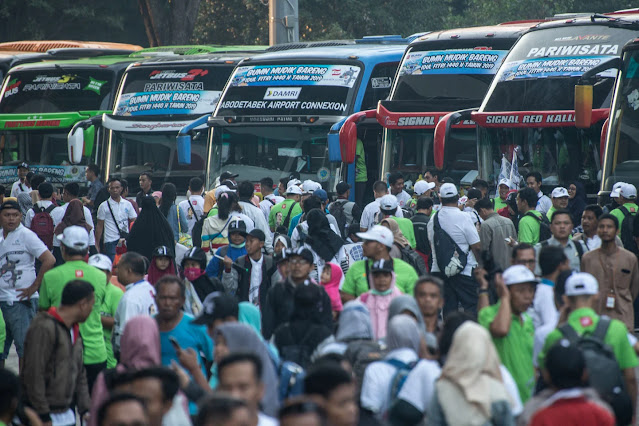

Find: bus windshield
<box><xmin>0</xmin><ymin>69</ymin><xmax>114</xmax><ymax>113</ymax></box>
<box><xmin>210</xmin><ymin>125</ymin><xmax>335</xmax><ymax>188</ymax></box>
<box><xmin>115</xmin><ymin>64</ymin><xmax>234</xmax><ymax>116</ymax></box>
<box><xmin>217</xmin><ymin>63</ymin><xmax>361</xmax><ymax>117</ymax></box>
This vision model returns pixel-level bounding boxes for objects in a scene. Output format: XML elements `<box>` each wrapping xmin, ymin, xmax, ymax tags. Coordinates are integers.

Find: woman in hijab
<box><xmin>429</xmin><ymin>321</ymin><xmax>514</xmax><ymax>426</ymax></box>
<box><xmin>158</xmin><ymin>183</ymin><xmax>189</xmax><ymax>243</ymax></box>
<box><xmin>147</xmin><ymin>245</ymin><xmax>177</xmax><ymax>285</ymax></box>
<box><xmin>214</xmin><ymin>323</ymin><xmax>280</xmax><ymax>417</ymax></box>
<box><xmin>127</xmin><ymin>196</ymin><xmax>176</xmax><ymax>262</ymax></box>
<box><xmin>388</xmin><ymin>295</ymin><xmax>438</xmax><ymax>358</ymax></box>
<box><xmin>568</xmin><ymin>181</ymin><xmax>587</xmax><ymax>228</ymax></box>
<box><xmin>380</xmin><ymin>218</ymin><xmax>409</xmax><ymax>259</ymax></box>
<box><xmin>304</xmin><ymin>209</ymin><xmax>346</xmax><ymax>281</ymax></box>
<box><xmin>320</xmin><ymin>300</ymin><xmax>375</xmax><ymax>355</ymax></box>
<box><xmin>17</xmin><ymin>192</ymin><xmax>33</xmax><ymax>225</ymax></box>
<box><xmin>358</xmin><ymin>260</ymin><xmax>403</xmax><ymax>339</ymax></box>
<box><xmin>52</xmin><ymin>199</ymin><xmax>94</xmax><ymax>264</ymax></box>
<box><xmin>320</xmin><ymin>262</ymin><xmax>344</xmax><ymax>317</ymax></box>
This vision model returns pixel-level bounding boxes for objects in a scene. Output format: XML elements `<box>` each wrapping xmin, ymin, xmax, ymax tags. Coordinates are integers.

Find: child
<box><xmin>357</xmin><ymin>259</ymin><xmax>402</xmax><ymax>339</ymax></box>
<box><xmin>147</xmin><ymin>245</ymin><xmax>176</xmax><ymax>285</ymax></box>
<box><xmin>273</xmin><ymin>233</ymin><xmax>291</xmax><ymax>256</ymax></box>
<box><xmin>320</xmin><ymin>263</ymin><xmax>344</xmax><ymax>320</ymax></box>
<box><xmin>205</xmin><ymin>219</ymin><xmax>248</xmax><ymax>279</ymax></box>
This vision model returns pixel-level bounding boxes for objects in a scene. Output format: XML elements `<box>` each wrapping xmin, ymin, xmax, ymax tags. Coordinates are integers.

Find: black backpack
<box><xmin>525</xmin><ymin>211</ymin><xmax>551</xmax><ymax>242</ymax></box>
<box><xmin>328</xmin><ymin>200</ymin><xmax>350</xmax><ymax>239</ymax></box>
<box><xmin>191</xmin><ymin>215</ymin><xmax>206</xmax><ymax>249</ymax></box>
<box><xmin>619</xmin><ymin>206</ymin><xmax>638</xmax><ymax>255</ymax></box>
<box><xmin>399</xmin><ymin>245</ymin><xmax>428</xmax><ymax>275</ymax></box>
<box><xmin>559</xmin><ymin>317</ymin><xmax>633</xmax><ymax>425</ymax></box>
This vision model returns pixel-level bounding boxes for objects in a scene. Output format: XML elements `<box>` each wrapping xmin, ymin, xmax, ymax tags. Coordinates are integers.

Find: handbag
<box><xmin>177</xmin><ymin>206</ymin><xmax>193</xmax><ymax>248</ymax></box>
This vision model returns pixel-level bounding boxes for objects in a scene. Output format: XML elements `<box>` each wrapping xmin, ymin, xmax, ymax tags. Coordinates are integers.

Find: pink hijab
<box><xmin>358</xmin><ymin>271</ymin><xmax>402</xmax><ymax>339</ymax></box>
<box><xmin>322</xmin><ymin>263</ymin><xmax>344</xmax><ymax>312</ymax></box>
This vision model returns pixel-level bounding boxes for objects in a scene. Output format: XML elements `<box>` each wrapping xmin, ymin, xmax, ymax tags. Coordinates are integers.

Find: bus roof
<box><xmin>7</xmin><ymin>54</ymin><xmax>148</xmax><ymax>73</ymax></box>
<box><xmin>124</xmin><ymin>51</ymin><xmax>266</xmax><ymax>68</ymax></box>
<box><xmin>132</xmin><ymin>45</ymin><xmax>266</xmax><ymax>56</ymax></box>
<box><xmin>411</xmin><ymin>21</ymin><xmax>542</xmax><ymax>45</ymax></box>
<box><xmin>239</xmin><ymin>43</ymin><xmax>412</xmax><ymax>64</ymax></box>
<box><xmin>526</xmin><ymin>11</ymin><xmax>639</xmax><ymax>32</ymax></box>
<box><xmin>0</xmin><ymin>40</ymin><xmax>142</xmax><ymax>53</ymax></box>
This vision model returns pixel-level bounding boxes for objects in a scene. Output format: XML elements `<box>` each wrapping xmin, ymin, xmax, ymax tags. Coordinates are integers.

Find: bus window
<box><xmin>361</xmin><ymin>63</ymin><xmax>397</xmax><ymax>110</ymax></box>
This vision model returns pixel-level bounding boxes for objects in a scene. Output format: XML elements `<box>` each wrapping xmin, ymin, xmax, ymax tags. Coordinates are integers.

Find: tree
<box><xmin>137</xmin><ymin>0</ymin><xmax>203</xmax><ymax>46</ymax></box>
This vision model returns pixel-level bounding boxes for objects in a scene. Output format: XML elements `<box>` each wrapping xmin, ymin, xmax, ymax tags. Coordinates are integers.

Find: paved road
<box><xmin>5</xmin><ymin>347</ymin><xmax>18</xmax><ymax>373</ymax></box>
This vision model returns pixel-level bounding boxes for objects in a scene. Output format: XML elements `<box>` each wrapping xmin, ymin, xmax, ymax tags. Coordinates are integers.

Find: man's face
<box><xmin>289</xmin><ymin>256</ymin><xmax>313</xmax><ymax>281</ymax></box>
<box><xmin>581</xmin><ymin>210</ymin><xmax>598</xmax><ymax>234</ymax></box>
<box><xmin>245</xmin><ymin>235</ymin><xmax>263</xmax><ymax>256</ymax></box>
<box><xmin>139</xmin><ymin>175</ymin><xmax>152</xmax><ymax>192</ymax></box>
<box><xmin>218</xmin><ymin>361</ymin><xmax>264</xmax><ymax>413</ymax></box>
<box><xmin>102</xmin><ymin>400</ymin><xmax>149</xmax><ymax>426</ymax></box>
<box><xmin>121</xmin><ymin>377</ymin><xmax>170</xmax><ymax>426</ymax></box>
<box><xmin>390</xmin><ymin>178</ymin><xmax>404</xmax><ymax>195</ymax></box>
<box><xmin>17</xmin><ymin>167</ymin><xmax>28</xmax><ymax>180</ymax></box>
<box><xmin>278</xmin><ymin>182</ymin><xmax>287</xmax><ymax>194</ymax></box>
<box><xmin>324</xmin><ymin>383</ymin><xmax>358</xmax><ymax>426</ymax></box>
<box><xmin>425</xmin><ymin>172</ymin><xmax>435</xmax><ymax>183</ymax></box>
<box><xmin>509</xmin><ymin>282</ymin><xmax>536</xmax><ymax>314</ymax></box>
<box><xmin>526</xmin><ymin>176</ymin><xmax>541</xmax><ymax>193</ymax></box>
<box><xmin>155</xmin><ymin>282</ymin><xmax>184</xmax><ymax>321</ymax></box>
<box><xmin>78</xmin><ymin>294</ymin><xmax>96</xmax><ymax>323</ymax></box>
<box><xmin>498</xmin><ymin>184</ymin><xmax>509</xmax><ymax>199</ymax></box>
<box><xmin>550</xmin><ymin>213</ymin><xmax>573</xmax><ymax>240</ymax></box>
<box><xmin>362</xmin><ymin>240</ymin><xmax>383</xmax><ymax>259</ymax></box>
<box><xmin>260</xmin><ymin>183</ymin><xmax>269</xmax><ymax>195</ymax></box>
<box><xmin>62</xmin><ymin>189</ymin><xmax>73</xmax><ymax>203</ymax></box>
<box><xmin>109</xmin><ymin>181</ymin><xmax>123</xmax><ymax>199</ymax></box>
<box><xmin>202</xmin><ymin>406</ymin><xmax>253</xmax><ymax>426</ymax></box>
<box><xmin>513</xmin><ymin>248</ymin><xmax>536</xmax><ymax>272</ymax></box>
<box><xmin>552</xmin><ymin>196</ymin><xmax>569</xmax><ymax>209</ymax></box>
<box><xmin>598</xmin><ymin>217</ymin><xmax>618</xmax><ymax>242</ymax></box>
<box><xmin>414</xmin><ymin>282</ymin><xmax>443</xmax><ymax>317</ymax></box>
<box><xmin>1</xmin><ymin>209</ymin><xmax>21</xmax><ymax>232</ymax></box>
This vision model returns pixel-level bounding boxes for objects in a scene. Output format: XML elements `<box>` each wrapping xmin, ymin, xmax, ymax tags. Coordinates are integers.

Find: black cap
<box><xmin>247</xmin><ymin>229</ymin><xmax>266</xmax><ymax>242</ymax></box>
<box><xmin>181</xmin><ymin>247</ymin><xmax>207</xmax><ymax>270</ymax></box>
<box><xmin>286</xmin><ymin>247</ymin><xmax>314</xmax><ymax>264</ymax></box>
<box><xmin>228</xmin><ymin>219</ymin><xmax>247</xmax><ymax>237</ymax></box>
<box><xmin>220</xmin><ymin>171</ymin><xmax>239</xmax><ymax>181</ymax></box>
<box><xmin>220</xmin><ymin>180</ymin><xmax>238</xmax><ymax>191</ymax></box>
<box><xmin>0</xmin><ymin>200</ymin><xmax>20</xmax><ymax>212</ymax></box>
<box><xmin>336</xmin><ymin>181</ymin><xmax>351</xmax><ymax>195</ymax></box>
<box><xmin>17</xmin><ymin>162</ymin><xmax>28</xmax><ymax>170</ymax></box>
<box><xmin>191</xmin><ymin>292</ymin><xmax>239</xmax><ymax>325</ymax></box>
<box><xmin>152</xmin><ymin>245</ymin><xmax>173</xmax><ymax>258</ymax></box>
<box><xmin>371</xmin><ymin>259</ymin><xmax>393</xmax><ymax>273</ymax></box>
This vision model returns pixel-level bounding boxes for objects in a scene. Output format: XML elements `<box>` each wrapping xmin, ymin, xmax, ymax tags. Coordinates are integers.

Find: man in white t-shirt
<box><xmin>259</xmin><ymin>177</ymin><xmax>284</xmax><ymax>221</ymax></box>
<box><xmin>10</xmin><ymin>162</ymin><xmax>32</xmax><ymax>198</ymax></box>
<box><xmin>112</xmin><ymin>252</ymin><xmax>156</xmax><ymax>356</ymax></box>
<box><xmin>389</xmin><ymin>171</ymin><xmax>411</xmax><ymax>208</ymax></box>
<box><xmin>95</xmin><ymin>178</ymin><xmax>138</xmax><ymax>262</ymax></box>
<box><xmin>0</xmin><ymin>200</ymin><xmax>56</xmax><ymax>371</ymax></box>
<box><xmin>178</xmin><ymin>177</ymin><xmax>205</xmax><ymax>234</ymax></box>
<box><xmin>360</xmin><ymin>180</ymin><xmax>403</xmax><ymax>231</ymax></box>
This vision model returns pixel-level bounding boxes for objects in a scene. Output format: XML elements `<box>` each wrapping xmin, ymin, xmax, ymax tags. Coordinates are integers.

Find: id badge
<box><xmin>606</xmin><ymin>295</ymin><xmax>615</xmax><ymax>309</ymax></box>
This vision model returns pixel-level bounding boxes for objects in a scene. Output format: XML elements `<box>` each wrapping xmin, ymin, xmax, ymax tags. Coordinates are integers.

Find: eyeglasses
<box><xmin>289</xmin><ymin>258</ymin><xmax>310</xmax><ymax>265</ymax></box>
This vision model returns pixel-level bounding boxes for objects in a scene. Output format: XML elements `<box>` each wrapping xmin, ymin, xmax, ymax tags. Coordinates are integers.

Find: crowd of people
<box><xmin>1</xmin><ymin>162</ymin><xmax>639</xmax><ymax>426</ymax></box>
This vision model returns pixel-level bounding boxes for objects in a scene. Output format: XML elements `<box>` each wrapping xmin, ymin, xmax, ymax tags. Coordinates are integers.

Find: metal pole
<box><xmin>269</xmin><ymin>0</ymin><xmax>299</xmax><ymax>46</ymax></box>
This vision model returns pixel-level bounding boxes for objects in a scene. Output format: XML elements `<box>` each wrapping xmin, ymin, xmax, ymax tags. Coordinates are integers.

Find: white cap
<box><xmin>214</xmin><ymin>185</ymin><xmax>235</xmax><ymax>199</ymax></box>
<box><xmin>439</xmin><ymin>183</ymin><xmax>458</xmax><ymax>198</ymax></box>
<box><xmin>88</xmin><ymin>254</ymin><xmax>113</xmax><ymax>272</ymax></box>
<box><xmin>619</xmin><ymin>183</ymin><xmax>637</xmax><ymax>199</ymax></box>
<box><xmin>356</xmin><ymin>225</ymin><xmax>394</xmax><ymax>248</ymax></box>
<box><xmin>502</xmin><ymin>265</ymin><xmax>539</xmax><ymax>286</ymax></box>
<box><xmin>288</xmin><ymin>178</ymin><xmax>301</xmax><ymax>187</ymax></box>
<box><xmin>302</xmin><ymin>180</ymin><xmax>321</xmax><ymax>194</ymax></box>
<box><xmin>414</xmin><ymin>180</ymin><xmax>436</xmax><ymax>196</ymax></box>
<box><xmin>551</xmin><ymin>187</ymin><xmax>569</xmax><ymax>198</ymax></box>
<box><xmin>498</xmin><ymin>178</ymin><xmax>512</xmax><ymax>189</ymax></box>
<box><xmin>379</xmin><ymin>194</ymin><xmax>398</xmax><ymax>211</ymax></box>
<box><xmin>611</xmin><ymin>182</ymin><xmax>625</xmax><ymax>198</ymax></box>
<box><xmin>565</xmin><ymin>272</ymin><xmax>599</xmax><ymax>296</ymax></box>
<box><xmin>286</xmin><ymin>185</ymin><xmax>303</xmax><ymax>195</ymax></box>
<box><xmin>56</xmin><ymin>225</ymin><xmax>89</xmax><ymax>250</ymax></box>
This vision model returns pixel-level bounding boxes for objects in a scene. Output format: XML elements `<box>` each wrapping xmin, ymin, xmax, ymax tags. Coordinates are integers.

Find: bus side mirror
<box><xmin>434</xmin><ymin>109</ymin><xmax>475</xmax><ymax>169</ymax></box>
<box><xmin>68</xmin><ymin>126</ymin><xmax>85</xmax><ymax>164</ymax></box>
<box><xmin>575</xmin><ymin>85</ymin><xmax>593</xmax><ymax>129</ymax></box>
<box><xmin>339</xmin><ymin>120</ymin><xmax>358</xmax><ymax>164</ymax></box>
<box><xmin>177</xmin><ymin>134</ymin><xmax>192</xmax><ymax>165</ymax></box>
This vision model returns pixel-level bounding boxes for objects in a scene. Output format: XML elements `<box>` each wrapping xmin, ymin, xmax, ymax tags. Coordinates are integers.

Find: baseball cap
<box><xmin>498</xmin><ymin>178</ymin><xmax>512</xmax><ymax>189</ymax></box>
<box><xmin>336</xmin><ymin>181</ymin><xmax>351</xmax><ymax>195</ymax></box>
<box><xmin>314</xmin><ymin>189</ymin><xmax>328</xmax><ymax>202</ymax></box>
<box><xmin>371</xmin><ymin>259</ymin><xmax>393</xmax><ymax>273</ymax></box>
<box><xmin>379</xmin><ymin>194</ymin><xmax>398</xmax><ymax>212</ymax></box>
<box><xmin>439</xmin><ymin>183</ymin><xmax>458</xmax><ymax>198</ymax></box>
<box><xmin>565</xmin><ymin>272</ymin><xmax>598</xmax><ymax>296</ymax></box>
<box><xmin>220</xmin><ymin>171</ymin><xmax>239</xmax><ymax>181</ymax></box>
<box><xmin>247</xmin><ymin>229</ymin><xmax>266</xmax><ymax>242</ymax></box>
<box><xmin>286</xmin><ymin>247</ymin><xmax>314</xmax><ymax>264</ymax></box>
<box><xmin>286</xmin><ymin>185</ymin><xmax>303</xmax><ymax>195</ymax></box>
<box><xmin>214</xmin><ymin>185</ymin><xmax>234</xmax><ymax>199</ymax></box>
<box><xmin>619</xmin><ymin>183</ymin><xmax>637</xmax><ymax>199</ymax></box>
<box><xmin>220</xmin><ymin>180</ymin><xmax>238</xmax><ymax>191</ymax></box>
<box><xmin>502</xmin><ymin>265</ymin><xmax>539</xmax><ymax>286</ymax></box>
<box><xmin>551</xmin><ymin>187</ymin><xmax>569</xmax><ymax>198</ymax></box>
<box><xmin>302</xmin><ymin>180</ymin><xmax>321</xmax><ymax>194</ymax></box>
<box><xmin>356</xmin><ymin>225</ymin><xmax>394</xmax><ymax>248</ymax></box>
<box><xmin>414</xmin><ymin>180</ymin><xmax>436</xmax><ymax>196</ymax></box>
<box><xmin>88</xmin><ymin>254</ymin><xmax>112</xmax><ymax>272</ymax></box>
<box><xmin>56</xmin><ymin>225</ymin><xmax>89</xmax><ymax>251</ymax></box>
<box><xmin>610</xmin><ymin>181</ymin><xmax>625</xmax><ymax>198</ymax></box>
<box><xmin>288</xmin><ymin>178</ymin><xmax>301</xmax><ymax>187</ymax></box>
<box><xmin>152</xmin><ymin>191</ymin><xmax>162</xmax><ymax>199</ymax></box>
<box><xmin>17</xmin><ymin>162</ymin><xmax>29</xmax><ymax>170</ymax></box>
<box><xmin>228</xmin><ymin>219</ymin><xmax>247</xmax><ymax>237</ymax></box>
<box><xmin>152</xmin><ymin>245</ymin><xmax>172</xmax><ymax>258</ymax></box>
<box><xmin>0</xmin><ymin>200</ymin><xmax>20</xmax><ymax>212</ymax></box>
<box><xmin>192</xmin><ymin>292</ymin><xmax>239</xmax><ymax>325</ymax></box>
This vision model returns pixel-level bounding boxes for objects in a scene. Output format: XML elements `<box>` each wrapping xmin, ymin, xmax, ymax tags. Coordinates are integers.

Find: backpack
<box><xmin>277</xmin><ymin>360</ymin><xmax>306</xmax><ymax>402</ymax></box>
<box><xmin>540</xmin><ymin>239</ymin><xmax>584</xmax><ymax>262</ymax></box>
<box><xmin>191</xmin><ymin>216</ymin><xmax>206</xmax><ymax>249</ymax></box>
<box><xmin>385</xmin><ymin>358</ymin><xmax>418</xmax><ymax>411</ymax></box>
<box><xmin>344</xmin><ymin>340</ymin><xmax>388</xmax><ymax>394</ymax></box>
<box><xmin>329</xmin><ymin>200</ymin><xmax>351</xmax><ymax>239</ymax></box>
<box><xmin>432</xmin><ymin>212</ymin><xmax>468</xmax><ymax>277</ymax></box>
<box><xmin>30</xmin><ymin>204</ymin><xmax>56</xmax><ymax>249</ymax></box>
<box><xmin>399</xmin><ymin>245</ymin><xmax>428</xmax><ymax>275</ymax></box>
<box><xmin>619</xmin><ymin>206</ymin><xmax>638</xmax><ymax>255</ymax></box>
<box><xmin>525</xmin><ymin>211</ymin><xmax>551</xmax><ymax>242</ymax></box>
<box><xmin>559</xmin><ymin>317</ymin><xmax>633</xmax><ymax>425</ymax></box>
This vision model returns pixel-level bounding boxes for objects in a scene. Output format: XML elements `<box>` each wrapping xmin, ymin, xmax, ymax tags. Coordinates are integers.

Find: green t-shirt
<box><xmin>538</xmin><ymin>307</ymin><xmax>639</xmax><ymax>371</ymax></box>
<box><xmin>479</xmin><ymin>301</ymin><xmax>535</xmax><ymax>403</ymax></box>
<box><xmin>101</xmin><ymin>283</ymin><xmax>124</xmax><ymax>368</ymax></box>
<box><xmin>546</xmin><ymin>206</ymin><xmax>556</xmax><ymax>221</ymax></box>
<box><xmin>206</xmin><ymin>207</ymin><xmax>219</xmax><ymax>218</ymax></box>
<box><xmin>610</xmin><ymin>203</ymin><xmax>638</xmax><ymax>234</ymax></box>
<box><xmin>392</xmin><ymin>217</ymin><xmax>416</xmax><ymax>249</ymax></box>
<box><xmin>518</xmin><ymin>210</ymin><xmax>542</xmax><ymax>245</ymax></box>
<box><xmin>341</xmin><ymin>258</ymin><xmax>418</xmax><ymax>297</ymax></box>
<box><xmin>268</xmin><ymin>199</ymin><xmax>302</xmax><ymax>230</ymax></box>
<box><xmin>0</xmin><ymin>307</ymin><xmax>5</xmax><ymax>352</ymax></box>
<box><xmin>355</xmin><ymin>139</ymin><xmax>367</xmax><ymax>183</ymax></box>
<box><xmin>493</xmin><ymin>197</ymin><xmax>507</xmax><ymax>212</ymax></box>
<box><xmin>39</xmin><ymin>260</ymin><xmax>108</xmax><ymax>364</ymax></box>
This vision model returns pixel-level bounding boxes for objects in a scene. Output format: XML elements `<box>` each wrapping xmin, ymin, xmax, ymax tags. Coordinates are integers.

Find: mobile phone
<box><xmin>169</xmin><ymin>336</ymin><xmax>181</xmax><ymax>350</ymax></box>
<box><xmin>504</xmin><ymin>237</ymin><xmax>512</xmax><ymax>243</ymax></box>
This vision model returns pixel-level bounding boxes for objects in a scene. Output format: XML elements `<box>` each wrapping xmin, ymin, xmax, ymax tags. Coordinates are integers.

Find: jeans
<box><xmin>434</xmin><ymin>272</ymin><xmax>479</xmax><ymax>318</ymax></box>
<box><xmin>85</xmin><ymin>361</ymin><xmax>107</xmax><ymax>395</ymax></box>
<box><xmin>1</xmin><ymin>299</ymin><xmax>37</xmax><ymax>359</ymax></box>
<box><xmin>104</xmin><ymin>241</ymin><xmax>118</xmax><ymax>262</ymax></box>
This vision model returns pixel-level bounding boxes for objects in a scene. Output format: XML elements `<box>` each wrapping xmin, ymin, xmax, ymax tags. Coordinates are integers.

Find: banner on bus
<box><xmin>0</xmin><ymin>164</ymin><xmax>86</xmax><ymax>184</ymax></box>
<box><xmin>498</xmin><ymin>55</ymin><xmax>618</xmax><ymax>81</ymax></box>
<box><xmin>114</xmin><ymin>90</ymin><xmax>222</xmax><ymax>116</ymax></box>
<box><xmin>399</xmin><ymin>50</ymin><xmax>509</xmax><ymax>76</ymax></box>
<box><xmin>229</xmin><ymin>65</ymin><xmax>361</xmax><ymax>88</ymax></box>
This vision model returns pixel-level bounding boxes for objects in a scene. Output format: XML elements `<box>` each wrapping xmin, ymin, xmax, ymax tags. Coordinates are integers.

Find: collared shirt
<box><xmin>360</xmin><ymin>199</ymin><xmax>404</xmax><ymax>230</ymax></box>
<box><xmin>534</xmin><ymin>237</ymin><xmax>587</xmax><ymax>274</ymax></box>
<box><xmin>87</xmin><ymin>179</ymin><xmax>104</xmax><ymax>202</ymax></box>
<box><xmin>479</xmin><ymin>212</ymin><xmax>517</xmax><ymax>270</ymax></box>
<box><xmin>529</xmin><ymin>278</ymin><xmax>558</xmax><ymax>330</ymax></box>
<box><xmin>178</xmin><ymin>195</ymin><xmax>205</xmax><ymax>233</ymax></box>
<box><xmin>518</xmin><ymin>210</ymin><xmax>542</xmax><ymax>245</ymax></box>
<box><xmin>479</xmin><ymin>300</ymin><xmax>535</xmax><ymax>402</ymax></box>
<box><xmin>135</xmin><ymin>188</ymin><xmax>153</xmax><ymax>208</ymax></box>
<box><xmin>536</xmin><ymin>192</ymin><xmax>552</xmax><ymax>215</ymax></box>
<box><xmin>97</xmin><ymin>197</ymin><xmax>137</xmax><ymax>243</ymax></box>
<box><xmin>10</xmin><ymin>179</ymin><xmax>31</xmax><ymax>198</ymax></box>
<box><xmin>249</xmin><ymin>255</ymin><xmax>264</xmax><ymax>306</ymax></box>
<box><xmin>0</xmin><ymin>224</ymin><xmax>48</xmax><ymax>302</ymax></box>
<box><xmin>427</xmin><ymin>206</ymin><xmax>480</xmax><ymax>276</ymax></box>
<box><xmin>113</xmin><ymin>279</ymin><xmax>156</xmax><ymax>354</ymax></box>
<box><xmin>50</xmin><ymin>202</ymin><xmax>96</xmax><ymax>246</ymax></box>
<box><xmin>260</xmin><ymin>194</ymin><xmax>284</xmax><ymax>221</ymax></box>
<box><xmin>394</xmin><ymin>190</ymin><xmax>412</xmax><ymax>208</ymax></box>
<box><xmin>581</xmin><ymin>247</ymin><xmax>639</xmax><ymax>331</ymax></box>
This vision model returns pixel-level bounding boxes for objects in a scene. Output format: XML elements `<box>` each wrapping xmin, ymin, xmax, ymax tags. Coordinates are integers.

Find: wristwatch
<box><xmin>478</xmin><ymin>288</ymin><xmax>490</xmax><ymax>296</ymax></box>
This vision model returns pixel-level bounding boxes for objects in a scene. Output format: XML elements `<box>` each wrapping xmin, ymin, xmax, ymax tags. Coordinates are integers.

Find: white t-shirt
<box><xmin>249</xmin><ymin>256</ymin><xmax>263</xmax><ymax>305</ymax></box>
<box><xmin>24</xmin><ymin>200</ymin><xmax>55</xmax><ymax>228</ymax></box>
<box><xmin>10</xmin><ymin>180</ymin><xmax>31</xmax><ymax>198</ymax></box>
<box><xmin>536</xmin><ymin>192</ymin><xmax>552</xmax><ymax>215</ymax></box>
<box><xmin>427</xmin><ymin>206</ymin><xmax>481</xmax><ymax>276</ymax></box>
<box><xmin>0</xmin><ymin>224</ymin><xmax>48</xmax><ymax>302</ymax></box>
<box><xmin>260</xmin><ymin>194</ymin><xmax>284</xmax><ymax>221</ymax></box>
<box><xmin>178</xmin><ymin>195</ymin><xmax>205</xmax><ymax>234</ymax></box>
<box><xmin>529</xmin><ymin>280</ymin><xmax>558</xmax><ymax>330</ymax></box>
<box><xmin>583</xmin><ymin>234</ymin><xmax>602</xmax><ymax>250</ymax></box>
<box><xmin>394</xmin><ymin>190</ymin><xmax>412</xmax><ymax>208</ymax></box>
<box><xmin>257</xmin><ymin>412</ymin><xmax>278</xmax><ymax>426</ymax></box>
<box><xmin>396</xmin><ymin>359</ymin><xmax>441</xmax><ymax>415</ymax></box>
<box><xmin>97</xmin><ymin>198</ymin><xmax>137</xmax><ymax>243</ymax></box>
<box><xmin>499</xmin><ymin>365</ymin><xmax>523</xmax><ymax>416</ymax></box>
<box><xmin>50</xmin><ymin>202</ymin><xmax>96</xmax><ymax>246</ymax></box>
<box><xmin>113</xmin><ymin>279</ymin><xmax>157</xmax><ymax>353</ymax></box>
<box><xmin>360</xmin><ymin>199</ymin><xmax>404</xmax><ymax>230</ymax></box>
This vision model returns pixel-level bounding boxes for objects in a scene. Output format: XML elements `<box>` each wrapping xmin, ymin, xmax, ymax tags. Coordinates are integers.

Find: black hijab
<box><xmin>127</xmin><ymin>196</ymin><xmax>175</xmax><ymax>261</ymax></box>
<box><xmin>305</xmin><ymin>209</ymin><xmax>344</xmax><ymax>261</ymax></box>
<box><xmin>568</xmin><ymin>181</ymin><xmax>587</xmax><ymax>225</ymax></box>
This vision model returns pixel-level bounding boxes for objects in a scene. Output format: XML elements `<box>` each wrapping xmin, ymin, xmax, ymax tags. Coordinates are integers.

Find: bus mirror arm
<box><xmin>575</xmin><ymin>57</ymin><xmax>621</xmax><ymax>129</ymax></box>
<box><xmin>434</xmin><ymin>108</ymin><xmax>476</xmax><ymax>169</ymax></box>
<box><xmin>176</xmin><ymin>114</ymin><xmax>210</xmax><ymax>165</ymax></box>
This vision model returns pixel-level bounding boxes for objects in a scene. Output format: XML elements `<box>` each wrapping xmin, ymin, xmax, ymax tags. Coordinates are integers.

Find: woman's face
<box><xmin>568</xmin><ymin>184</ymin><xmax>577</xmax><ymax>199</ymax></box>
<box><xmin>321</xmin><ymin>265</ymin><xmax>332</xmax><ymax>283</ymax></box>
<box><xmin>372</xmin><ymin>272</ymin><xmax>392</xmax><ymax>292</ymax></box>
<box><xmin>214</xmin><ymin>334</ymin><xmax>229</xmax><ymax>364</ymax></box>
<box><xmin>274</xmin><ymin>240</ymin><xmax>285</xmax><ymax>255</ymax></box>
<box><xmin>155</xmin><ymin>256</ymin><xmax>171</xmax><ymax>271</ymax></box>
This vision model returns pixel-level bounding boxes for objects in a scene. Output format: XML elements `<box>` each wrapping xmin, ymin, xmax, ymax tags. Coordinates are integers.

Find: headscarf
<box><xmin>54</xmin><ymin>199</ymin><xmax>91</xmax><ymax>235</ymax></box>
<box><xmin>335</xmin><ymin>301</ymin><xmax>374</xmax><ymax>341</ymax></box>
<box><xmin>147</xmin><ymin>249</ymin><xmax>176</xmax><ymax>285</ymax></box>
<box><xmin>322</xmin><ymin>263</ymin><xmax>344</xmax><ymax>312</ymax></box>
<box><xmin>305</xmin><ymin>209</ymin><xmax>344</xmax><ymax>261</ymax></box>
<box><xmin>361</xmin><ymin>271</ymin><xmax>402</xmax><ymax>339</ymax></box>
<box><xmin>17</xmin><ymin>192</ymin><xmax>32</xmax><ymax>219</ymax></box>
<box><xmin>568</xmin><ymin>181</ymin><xmax>587</xmax><ymax>225</ymax></box>
<box><xmin>388</xmin><ymin>295</ymin><xmax>426</xmax><ymax>331</ymax></box>
<box><xmin>386</xmin><ymin>314</ymin><xmax>421</xmax><ymax>353</ymax></box>
<box><xmin>380</xmin><ymin>218</ymin><xmax>409</xmax><ymax>248</ymax></box>
<box><xmin>126</xmin><ymin>196</ymin><xmax>175</xmax><ymax>261</ymax></box>
<box><xmin>239</xmin><ymin>302</ymin><xmax>262</xmax><ymax>335</ymax></box>
<box><xmin>439</xmin><ymin>321</ymin><xmax>507</xmax><ymax>419</ymax></box>
<box><xmin>215</xmin><ymin>323</ymin><xmax>279</xmax><ymax>416</ymax></box>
